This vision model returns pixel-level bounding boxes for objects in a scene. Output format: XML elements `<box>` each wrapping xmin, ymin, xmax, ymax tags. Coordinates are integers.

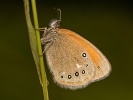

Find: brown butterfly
<box><xmin>38</xmin><ymin>9</ymin><xmax>111</xmax><ymax>90</ymax></box>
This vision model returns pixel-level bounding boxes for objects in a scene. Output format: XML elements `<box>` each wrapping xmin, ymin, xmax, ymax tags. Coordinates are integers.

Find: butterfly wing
<box><xmin>58</xmin><ymin>28</ymin><xmax>111</xmax><ymax>82</ymax></box>
<box><xmin>45</xmin><ymin>32</ymin><xmax>95</xmax><ymax>90</ymax></box>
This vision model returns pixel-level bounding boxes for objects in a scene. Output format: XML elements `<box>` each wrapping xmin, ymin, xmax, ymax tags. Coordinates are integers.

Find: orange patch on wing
<box><xmin>55</xmin><ymin>72</ymin><xmax>94</xmax><ymax>85</ymax></box>
<box><xmin>57</xmin><ymin>28</ymin><xmax>102</xmax><ymax>66</ymax></box>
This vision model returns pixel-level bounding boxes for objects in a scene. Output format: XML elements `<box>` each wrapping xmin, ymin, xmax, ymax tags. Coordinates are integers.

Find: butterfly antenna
<box><xmin>57</xmin><ymin>8</ymin><xmax>61</xmax><ymax>22</ymax></box>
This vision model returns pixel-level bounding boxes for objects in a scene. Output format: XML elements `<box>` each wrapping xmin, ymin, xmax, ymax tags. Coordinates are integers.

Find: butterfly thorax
<box><xmin>41</xmin><ymin>28</ymin><xmax>59</xmax><ymax>44</ymax></box>
<box><xmin>41</xmin><ymin>19</ymin><xmax>61</xmax><ymax>44</ymax></box>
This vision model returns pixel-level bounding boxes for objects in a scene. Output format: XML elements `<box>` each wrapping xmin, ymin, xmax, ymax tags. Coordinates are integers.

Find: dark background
<box><xmin>0</xmin><ymin>0</ymin><xmax>133</xmax><ymax>100</ymax></box>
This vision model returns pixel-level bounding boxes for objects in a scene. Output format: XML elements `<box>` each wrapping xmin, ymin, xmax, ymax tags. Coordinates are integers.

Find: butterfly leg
<box><xmin>34</xmin><ymin>27</ymin><xmax>47</xmax><ymax>31</ymax></box>
<box><xmin>42</xmin><ymin>27</ymin><xmax>55</xmax><ymax>37</ymax></box>
<box><xmin>40</xmin><ymin>40</ymin><xmax>54</xmax><ymax>56</ymax></box>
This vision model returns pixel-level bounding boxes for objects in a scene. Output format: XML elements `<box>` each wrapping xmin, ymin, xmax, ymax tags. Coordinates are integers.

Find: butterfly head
<box><xmin>49</xmin><ymin>8</ymin><xmax>61</xmax><ymax>28</ymax></box>
<box><xmin>49</xmin><ymin>19</ymin><xmax>60</xmax><ymax>28</ymax></box>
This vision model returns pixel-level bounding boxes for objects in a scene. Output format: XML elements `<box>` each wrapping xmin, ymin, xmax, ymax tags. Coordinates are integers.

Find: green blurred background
<box><xmin>0</xmin><ymin>0</ymin><xmax>133</xmax><ymax>100</ymax></box>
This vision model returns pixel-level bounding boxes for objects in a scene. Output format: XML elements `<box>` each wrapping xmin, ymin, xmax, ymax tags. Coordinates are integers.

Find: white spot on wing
<box><xmin>76</xmin><ymin>64</ymin><xmax>82</xmax><ymax>69</ymax></box>
<box><xmin>62</xmin><ymin>72</ymin><xmax>65</xmax><ymax>75</ymax></box>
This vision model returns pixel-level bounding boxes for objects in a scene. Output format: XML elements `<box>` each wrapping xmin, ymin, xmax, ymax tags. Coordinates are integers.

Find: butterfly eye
<box><xmin>68</xmin><ymin>75</ymin><xmax>72</xmax><ymax>79</ymax></box>
<box><xmin>82</xmin><ymin>70</ymin><xmax>85</xmax><ymax>74</ymax></box>
<box><xmin>75</xmin><ymin>72</ymin><xmax>79</xmax><ymax>76</ymax></box>
<box><xmin>82</xmin><ymin>53</ymin><xmax>86</xmax><ymax>57</ymax></box>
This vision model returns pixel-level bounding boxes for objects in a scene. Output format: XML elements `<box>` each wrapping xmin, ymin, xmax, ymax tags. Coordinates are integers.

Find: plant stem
<box><xmin>24</xmin><ymin>0</ymin><xmax>49</xmax><ymax>100</ymax></box>
<box><xmin>31</xmin><ymin>0</ymin><xmax>49</xmax><ymax>100</ymax></box>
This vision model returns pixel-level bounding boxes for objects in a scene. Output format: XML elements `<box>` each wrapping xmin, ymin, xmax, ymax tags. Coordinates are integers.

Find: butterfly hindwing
<box><xmin>45</xmin><ymin>32</ymin><xmax>95</xmax><ymax>90</ymax></box>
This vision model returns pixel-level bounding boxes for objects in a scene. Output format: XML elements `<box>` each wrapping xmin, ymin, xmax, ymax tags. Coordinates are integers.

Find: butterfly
<box><xmin>38</xmin><ymin>9</ymin><xmax>111</xmax><ymax>90</ymax></box>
